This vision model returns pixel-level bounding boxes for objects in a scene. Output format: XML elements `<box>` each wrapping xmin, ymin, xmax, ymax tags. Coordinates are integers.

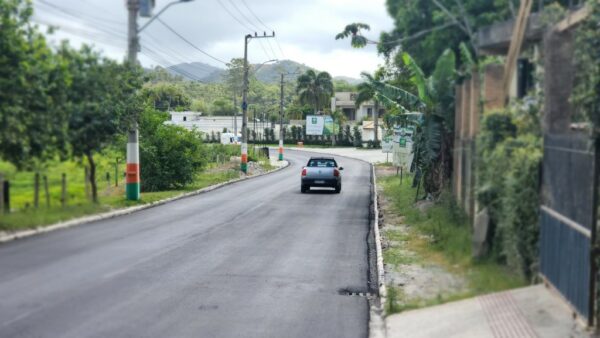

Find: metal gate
<box><xmin>539</xmin><ymin>133</ymin><xmax>598</xmax><ymax>324</ymax></box>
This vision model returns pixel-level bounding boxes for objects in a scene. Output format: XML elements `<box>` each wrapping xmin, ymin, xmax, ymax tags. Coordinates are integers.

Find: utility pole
<box><xmin>233</xmin><ymin>94</ymin><xmax>238</xmax><ymax>141</ymax></box>
<box><xmin>125</xmin><ymin>0</ymin><xmax>194</xmax><ymax>199</ymax></box>
<box><xmin>278</xmin><ymin>73</ymin><xmax>284</xmax><ymax>160</ymax></box>
<box><xmin>126</xmin><ymin>0</ymin><xmax>140</xmax><ymax>200</ymax></box>
<box><xmin>241</xmin><ymin>31</ymin><xmax>275</xmax><ymax>173</ymax></box>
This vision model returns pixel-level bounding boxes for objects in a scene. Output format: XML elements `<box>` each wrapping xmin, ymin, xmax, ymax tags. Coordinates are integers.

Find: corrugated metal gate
<box><xmin>539</xmin><ymin>133</ymin><xmax>599</xmax><ymax>324</ymax></box>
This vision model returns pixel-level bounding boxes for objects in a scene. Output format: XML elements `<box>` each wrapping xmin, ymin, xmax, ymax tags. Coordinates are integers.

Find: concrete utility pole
<box><xmin>241</xmin><ymin>32</ymin><xmax>275</xmax><ymax>173</ymax></box>
<box><xmin>126</xmin><ymin>0</ymin><xmax>140</xmax><ymax>200</ymax></box>
<box><xmin>279</xmin><ymin>73</ymin><xmax>284</xmax><ymax>160</ymax></box>
<box><xmin>126</xmin><ymin>0</ymin><xmax>194</xmax><ymax>200</ymax></box>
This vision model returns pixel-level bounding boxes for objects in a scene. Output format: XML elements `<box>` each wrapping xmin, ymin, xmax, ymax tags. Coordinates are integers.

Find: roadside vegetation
<box><xmin>377</xmin><ymin>168</ymin><xmax>525</xmax><ymax>314</ymax></box>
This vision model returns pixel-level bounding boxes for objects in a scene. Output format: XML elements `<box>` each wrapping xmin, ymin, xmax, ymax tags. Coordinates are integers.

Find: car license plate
<box><xmin>315</xmin><ymin>180</ymin><xmax>325</xmax><ymax>184</ymax></box>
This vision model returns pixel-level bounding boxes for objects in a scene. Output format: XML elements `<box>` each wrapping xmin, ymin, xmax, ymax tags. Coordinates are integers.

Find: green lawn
<box><xmin>377</xmin><ymin>171</ymin><xmax>525</xmax><ymax>314</ymax></box>
<box><xmin>0</xmin><ymin>167</ymin><xmax>240</xmax><ymax>232</ymax></box>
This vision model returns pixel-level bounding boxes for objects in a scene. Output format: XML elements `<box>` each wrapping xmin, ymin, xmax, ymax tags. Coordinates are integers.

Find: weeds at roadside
<box><xmin>377</xmin><ymin>168</ymin><xmax>525</xmax><ymax>315</ymax></box>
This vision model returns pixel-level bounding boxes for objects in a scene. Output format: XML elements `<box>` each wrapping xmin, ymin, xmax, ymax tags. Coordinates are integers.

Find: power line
<box><xmin>227</xmin><ymin>0</ymin><xmax>261</xmax><ymax>31</ymax></box>
<box><xmin>215</xmin><ymin>0</ymin><xmax>254</xmax><ymax>32</ymax></box>
<box><xmin>240</xmin><ymin>0</ymin><xmax>273</xmax><ymax>31</ymax></box>
<box><xmin>239</xmin><ymin>0</ymin><xmax>285</xmax><ymax>59</ymax></box>
<box><xmin>155</xmin><ymin>17</ymin><xmax>228</xmax><ymax>65</ymax></box>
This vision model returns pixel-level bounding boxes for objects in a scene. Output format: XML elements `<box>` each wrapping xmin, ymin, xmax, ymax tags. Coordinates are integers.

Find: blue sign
<box><xmin>242</xmin><ymin>101</ymin><xmax>248</xmax><ymax>110</ymax></box>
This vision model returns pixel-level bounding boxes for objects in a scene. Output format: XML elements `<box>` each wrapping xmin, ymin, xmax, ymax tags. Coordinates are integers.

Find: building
<box><xmin>166</xmin><ymin>111</ymin><xmax>281</xmax><ymax>138</ymax></box>
<box><xmin>330</xmin><ymin>92</ymin><xmax>384</xmax><ymax>122</ymax></box>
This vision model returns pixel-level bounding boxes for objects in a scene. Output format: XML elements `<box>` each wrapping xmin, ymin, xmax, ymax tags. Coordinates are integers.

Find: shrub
<box><xmin>477</xmin><ymin>111</ymin><xmax>542</xmax><ymax>278</ymax></box>
<box><xmin>139</xmin><ymin>109</ymin><xmax>207</xmax><ymax>191</ymax></box>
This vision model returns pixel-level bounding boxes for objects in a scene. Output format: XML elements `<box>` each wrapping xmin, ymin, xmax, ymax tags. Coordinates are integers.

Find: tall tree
<box><xmin>355</xmin><ymin>71</ymin><xmax>383</xmax><ymax>144</ymax></box>
<box><xmin>295</xmin><ymin>70</ymin><xmax>334</xmax><ymax>114</ymax></box>
<box><xmin>0</xmin><ymin>0</ymin><xmax>70</xmax><ymax>167</ymax></box>
<box><xmin>61</xmin><ymin>45</ymin><xmax>142</xmax><ymax>202</ymax></box>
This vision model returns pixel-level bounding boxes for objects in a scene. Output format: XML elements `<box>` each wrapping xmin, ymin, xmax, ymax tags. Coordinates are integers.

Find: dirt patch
<box><xmin>376</xmin><ymin>169</ymin><xmax>468</xmax><ymax>310</ymax></box>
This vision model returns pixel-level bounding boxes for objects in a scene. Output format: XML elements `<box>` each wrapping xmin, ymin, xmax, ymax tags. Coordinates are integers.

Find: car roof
<box><xmin>308</xmin><ymin>156</ymin><xmax>336</xmax><ymax>160</ymax></box>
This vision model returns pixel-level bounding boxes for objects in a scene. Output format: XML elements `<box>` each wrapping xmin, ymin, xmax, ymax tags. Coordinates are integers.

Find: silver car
<box><xmin>300</xmin><ymin>157</ymin><xmax>343</xmax><ymax>193</ymax></box>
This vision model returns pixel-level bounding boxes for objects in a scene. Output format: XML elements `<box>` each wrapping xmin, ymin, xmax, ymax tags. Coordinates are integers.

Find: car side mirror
<box><xmin>339</xmin><ymin>167</ymin><xmax>344</xmax><ymax>170</ymax></box>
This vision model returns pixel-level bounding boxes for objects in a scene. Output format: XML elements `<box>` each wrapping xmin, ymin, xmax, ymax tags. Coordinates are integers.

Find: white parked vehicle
<box><xmin>220</xmin><ymin>133</ymin><xmax>240</xmax><ymax>145</ymax></box>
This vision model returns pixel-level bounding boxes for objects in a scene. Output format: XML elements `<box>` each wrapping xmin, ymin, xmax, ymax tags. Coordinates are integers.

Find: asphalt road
<box><xmin>0</xmin><ymin>150</ymin><xmax>374</xmax><ymax>338</ymax></box>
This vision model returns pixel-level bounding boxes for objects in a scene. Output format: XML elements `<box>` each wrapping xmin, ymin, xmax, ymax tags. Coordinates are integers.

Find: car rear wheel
<box><xmin>334</xmin><ymin>184</ymin><xmax>341</xmax><ymax>194</ymax></box>
<box><xmin>301</xmin><ymin>185</ymin><xmax>308</xmax><ymax>193</ymax></box>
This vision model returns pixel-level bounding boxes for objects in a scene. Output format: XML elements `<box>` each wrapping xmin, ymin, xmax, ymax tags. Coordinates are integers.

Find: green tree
<box><xmin>140</xmin><ymin>82</ymin><xmax>191</xmax><ymax>111</ymax></box>
<box><xmin>365</xmin><ymin>50</ymin><xmax>456</xmax><ymax>196</ymax></box>
<box><xmin>335</xmin><ymin>23</ymin><xmax>372</xmax><ymax>48</ymax></box>
<box><xmin>62</xmin><ymin>45</ymin><xmax>143</xmax><ymax>202</ymax></box>
<box><xmin>0</xmin><ymin>0</ymin><xmax>70</xmax><ymax>167</ymax></box>
<box><xmin>138</xmin><ymin>108</ymin><xmax>207</xmax><ymax>191</ymax></box>
<box><xmin>355</xmin><ymin>72</ymin><xmax>382</xmax><ymax>143</ymax></box>
<box><xmin>295</xmin><ymin>70</ymin><xmax>334</xmax><ymax>114</ymax></box>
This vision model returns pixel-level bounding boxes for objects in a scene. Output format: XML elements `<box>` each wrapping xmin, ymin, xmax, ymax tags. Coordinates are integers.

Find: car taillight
<box><xmin>333</xmin><ymin>169</ymin><xmax>340</xmax><ymax>177</ymax></box>
<box><xmin>301</xmin><ymin>168</ymin><xmax>307</xmax><ymax>176</ymax></box>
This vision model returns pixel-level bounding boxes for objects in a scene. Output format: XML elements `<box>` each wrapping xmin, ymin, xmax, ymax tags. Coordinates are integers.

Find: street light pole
<box><xmin>125</xmin><ymin>0</ymin><xmax>193</xmax><ymax>200</ymax></box>
<box><xmin>240</xmin><ymin>32</ymin><xmax>275</xmax><ymax>173</ymax></box>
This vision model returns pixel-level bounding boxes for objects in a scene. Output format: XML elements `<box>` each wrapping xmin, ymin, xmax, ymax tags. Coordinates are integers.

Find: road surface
<box><xmin>0</xmin><ymin>150</ymin><xmax>374</xmax><ymax>338</ymax></box>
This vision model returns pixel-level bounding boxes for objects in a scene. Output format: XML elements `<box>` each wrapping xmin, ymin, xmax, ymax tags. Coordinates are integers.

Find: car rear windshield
<box><xmin>307</xmin><ymin>159</ymin><xmax>337</xmax><ymax>168</ymax></box>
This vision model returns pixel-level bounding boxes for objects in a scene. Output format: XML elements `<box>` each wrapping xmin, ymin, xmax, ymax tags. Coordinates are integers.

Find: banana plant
<box><xmin>363</xmin><ymin>49</ymin><xmax>456</xmax><ymax>197</ymax></box>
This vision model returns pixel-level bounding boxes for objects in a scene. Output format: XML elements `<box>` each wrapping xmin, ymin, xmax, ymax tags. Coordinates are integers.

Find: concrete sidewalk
<box><xmin>386</xmin><ymin>284</ymin><xmax>591</xmax><ymax>338</ymax></box>
<box><xmin>284</xmin><ymin>147</ymin><xmax>389</xmax><ymax>164</ymax></box>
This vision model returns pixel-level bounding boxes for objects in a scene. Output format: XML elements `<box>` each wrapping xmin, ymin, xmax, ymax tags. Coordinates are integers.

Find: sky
<box><xmin>32</xmin><ymin>0</ymin><xmax>395</xmax><ymax>79</ymax></box>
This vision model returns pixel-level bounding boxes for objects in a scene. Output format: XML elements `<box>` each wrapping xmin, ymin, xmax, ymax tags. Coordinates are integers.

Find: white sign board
<box><xmin>382</xmin><ymin>135</ymin><xmax>393</xmax><ymax>153</ymax></box>
<box><xmin>306</xmin><ymin>115</ymin><xmax>324</xmax><ymax>135</ymax></box>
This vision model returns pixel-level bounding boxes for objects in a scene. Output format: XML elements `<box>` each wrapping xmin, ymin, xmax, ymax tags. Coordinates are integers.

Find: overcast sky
<box><xmin>32</xmin><ymin>0</ymin><xmax>395</xmax><ymax>78</ymax></box>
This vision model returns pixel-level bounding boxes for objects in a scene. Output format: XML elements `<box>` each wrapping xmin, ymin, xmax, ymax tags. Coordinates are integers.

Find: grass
<box><xmin>378</xmin><ymin>170</ymin><xmax>525</xmax><ymax>314</ymax></box>
<box><xmin>0</xmin><ymin>169</ymin><xmax>240</xmax><ymax>232</ymax></box>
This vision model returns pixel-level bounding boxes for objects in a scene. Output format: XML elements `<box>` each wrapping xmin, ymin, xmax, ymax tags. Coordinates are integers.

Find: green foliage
<box><xmin>140</xmin><ymin>82</ymin><xmax>192</xmax><ymax>111</ymax></box>
<box><xmin>477</xmin><ymin>111</ymin><xmax>542</xmax><ymax>279</ymax></box>
<box><xmin>138</xmin><ymin>109</ymin><xmax>207</xmax><ymax>192</ymax></box>
<box><xmin>0</xmin><ymin>0</ymin><xmax>70</xmax><ymax>167</ymax></box>
<box><xmin>572</xmin><ymin>0</ymin><xmax>600</xmax><ymax>137</ymax></box>
<box><xmin>380</xmin><ymin>0</ymin><xmax>572</xmax><ymax>74</ymax></box>
<box><xmin>295</xmin><ymin>70</ymin><xmax>334</xmax><ymax>113</ymax></box>
<box><xmin>335</xmin><ymin>23</ymin><xmax>372</xmax><ymax>48</ymax></box>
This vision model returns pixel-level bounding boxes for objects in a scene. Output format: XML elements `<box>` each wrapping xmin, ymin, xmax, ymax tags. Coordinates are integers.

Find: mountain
<box><xmin>167</xmin><ymin>60</ymin><xmax>360</xmax><ymax>86</ymax></box>
<box><xmin>333</xmin><ymin>76</ymin><xmax>362</xmax><ymax>85</ymax></box>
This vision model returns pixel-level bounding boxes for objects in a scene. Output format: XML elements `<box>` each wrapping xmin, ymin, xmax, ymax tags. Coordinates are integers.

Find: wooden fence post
<box><xmin>43</xmin><ymin>175</ymin><xmax>50</xmax><ymax>207</ymax></box>
<box><xmin>84</xmin><ymin>166</ymin><xmax>90</xmax><ymax>200</ymax></box>
<box><xmin>61</xmin><ymin>173</ymin><xmax>67</xmax><ymax>207</ymax></box>
<box><xmin>0</xmin><ymin>173</ymin><xmax>3</xmax><ymax>213</ymax></box>
<box><xmin>34</xmin><ymin>173</ymin><xmax>40</xmax><ymax>208</ymax></box>
<box><xmin>4</xmin><ymin>180</ymin><xmax>9</xmax><ymax>213</ymax></box>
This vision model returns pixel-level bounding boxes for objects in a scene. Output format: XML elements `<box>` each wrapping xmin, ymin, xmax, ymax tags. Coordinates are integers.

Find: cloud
<box><xmin>32</xmin><ymin>0</ymin><xmax>394</xmax><ymax>78</ymax></box>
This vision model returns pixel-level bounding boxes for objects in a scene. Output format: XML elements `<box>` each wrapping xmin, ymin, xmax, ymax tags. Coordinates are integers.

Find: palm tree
<box><xmin>335</xmin><ymin>23</ymin><xmax>372</xmax><ymax>48</ymax></box>
<box><xmin>355</xmin><ymin>71</ymin><xmax>382</xmax><ymax>144</ymax></box>
<box><xmin>295</xmin><ymin>70</ymin><xmax>334</xmax><ymax>114</ymax></box>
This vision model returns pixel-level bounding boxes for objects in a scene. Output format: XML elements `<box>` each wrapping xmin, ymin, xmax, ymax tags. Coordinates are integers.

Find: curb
<box><xmin>370</xmin><ymin>164</ymin><xmax>387</xmax><ymax>338</ymax></box>
<box><xmin>0</xmin><ymin>161</ymin><xmax>290</xmax><ymax>244</ymax></box>
<box><xmin>283</xmin><ymin>147</ymin><xmax>387</xmax><ymax>337</ymax></box>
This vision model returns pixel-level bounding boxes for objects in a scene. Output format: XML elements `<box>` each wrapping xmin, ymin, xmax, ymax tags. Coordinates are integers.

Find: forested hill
<box><xmin>167</xmin><ymin>60</ymin><xmax>360</xmax><ymax>85</ymax></box>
